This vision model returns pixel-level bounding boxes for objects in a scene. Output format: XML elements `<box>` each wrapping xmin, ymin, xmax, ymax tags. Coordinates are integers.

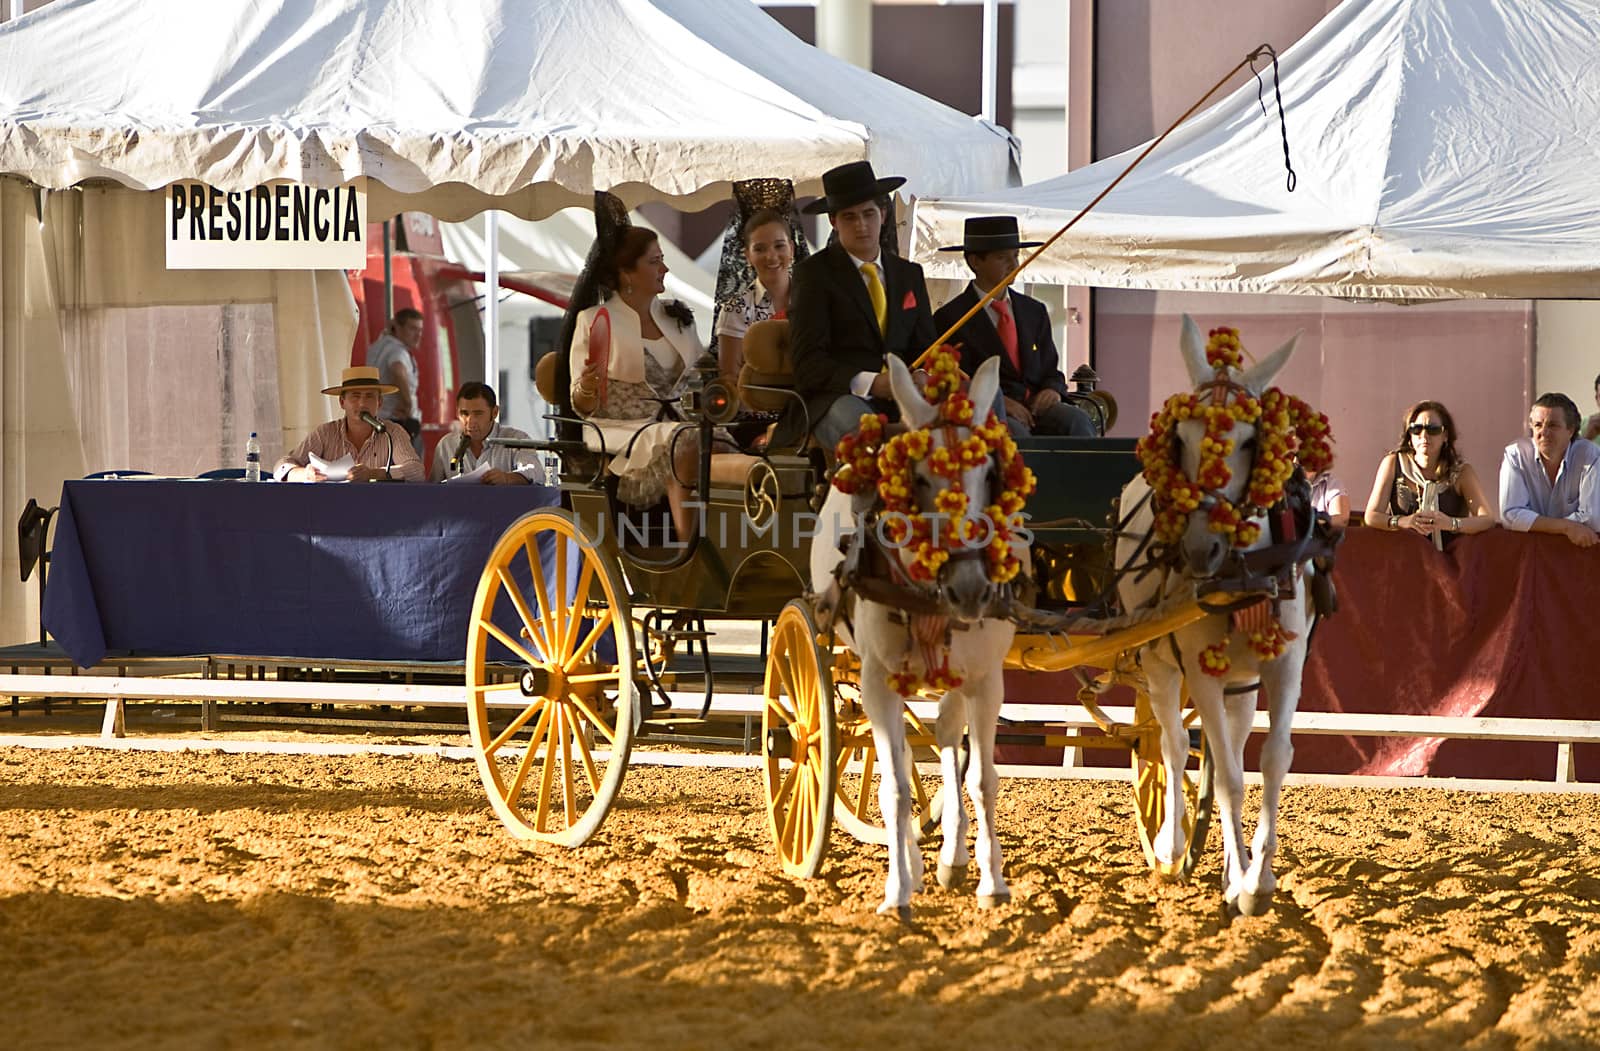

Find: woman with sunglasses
<box><xmin>1362</xmin><ymin>400</ymin><xmax>1494</xmax><ymax>540</ymax></box>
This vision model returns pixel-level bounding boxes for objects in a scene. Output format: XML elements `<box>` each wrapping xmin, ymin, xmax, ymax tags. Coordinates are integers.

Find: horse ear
<box><xmin>887</xmin><ymin>356</ymin><xmax>938</xmax><ymax>430</ymax></box>
<box><xmin>968</xmin><ymin>356</ymin><xmax>1002</xmax><ymax>427</ymax></box>
<box><xmin>1179</xmin><ymin>314</ymin><xmax>1211</xmax><ymax>387</ymax></box>
<box><xmin>1240</xmin><ymin>331</ymin><xmax>1300</xmax><ymax>393</ymax></box>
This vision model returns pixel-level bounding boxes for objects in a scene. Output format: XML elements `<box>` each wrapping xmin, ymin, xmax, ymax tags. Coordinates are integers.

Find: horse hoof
<box><xmin>876</xmin><ymin>902</ymin><xmax>914</xmax><ymax>922</ymax></box>
<box><xmin>937</xmin><ymin>863</ymin><xmax>968</xmax><ymax>890</ymax></box>
<box><xmin>977</xmin><ymin>892</ymin><xmax>1011</xmax><ymax>909</ymax></box>
<box><xmin>1237</xmin><ymin>890</ymin><xmax>1275</xmax><ymax>917</ymax></box>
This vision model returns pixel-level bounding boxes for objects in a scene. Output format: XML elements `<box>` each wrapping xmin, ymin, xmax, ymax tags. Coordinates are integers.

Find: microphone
<box><xmin>449</xmin><ymin>431</ymin><xmax>471</xmax><ymax>475</ymax></box>
<box><xmin>359</xmin><ymin>411</ymin><xmax>396</xmax><ymax>480</ymax></box>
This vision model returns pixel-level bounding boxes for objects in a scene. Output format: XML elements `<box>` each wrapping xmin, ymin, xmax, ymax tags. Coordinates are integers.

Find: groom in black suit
<box><xmin>932</xmin><ymin>216</ymin><xmax>1094</xmax><ymax>437</ymax></box>
<box><xmin>778</xmin><ymin>161</ymin><xmax>937</xmax><ymax>453</ymax></box>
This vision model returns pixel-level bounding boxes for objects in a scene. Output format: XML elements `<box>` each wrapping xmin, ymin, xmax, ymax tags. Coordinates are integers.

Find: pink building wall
<box><xmin>1091</xmin><ymin>0</ymin><xmax>1535</xmax><ymax>512</ymax></box>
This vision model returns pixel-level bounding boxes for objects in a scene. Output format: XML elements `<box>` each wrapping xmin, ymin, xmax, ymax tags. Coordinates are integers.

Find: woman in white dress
<box><xmin>569</xmin><ymin>227</ymin><xmax>746</xmax><ymax>539</ymax></box>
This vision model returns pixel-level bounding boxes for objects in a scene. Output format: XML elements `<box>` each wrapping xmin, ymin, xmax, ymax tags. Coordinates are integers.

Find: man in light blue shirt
<box><xmin>1498</xmin><ymin>392</ymin><xmax>1600</xmax><ymax>547</ymax></box>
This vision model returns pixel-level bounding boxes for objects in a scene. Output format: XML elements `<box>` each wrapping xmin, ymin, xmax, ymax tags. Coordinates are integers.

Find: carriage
<box><xmin>455</xmin><ymin>320</ymin><xmax>1228</xmax><ymax>886</ymax></box>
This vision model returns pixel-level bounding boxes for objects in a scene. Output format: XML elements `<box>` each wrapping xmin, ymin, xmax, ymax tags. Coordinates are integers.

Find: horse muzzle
<box><xmin>937</xmin><ymin>552</ymin><xmax>1007</xmax><ymax>623</ymax></box>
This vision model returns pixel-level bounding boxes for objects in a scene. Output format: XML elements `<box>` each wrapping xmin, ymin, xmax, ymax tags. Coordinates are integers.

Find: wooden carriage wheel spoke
<box><xmin>564</xmin><ymin>705</ymin><xmax>603</xmax><ymax>794</ymax></box>
<box><xmin>482</xmin><ymin>620</ymin><xmax>546</xmax><ymax>671</ymax></box>
<box><xmin>551</xmin><ymin>537</ymin><xmax>570</xmax><ymax>661</ymax></box>
<box><xmin>485</xmin><ymin>698</ymin><xmax>548</xmax><ymax>757</ymax></box>
<box><xmin>558</xmin><ymin>706</ymin><xmax>577</xmax><ymax>827</ymax></box>
<box><xmin>560</xmin><ymin>560</ymin><xmax>597</xmax><ymax>658</ymax></box>
<box><xmin>495</xmin><ymin>566</ymin><xmax>551</xmax><ymax>658</ymax></box>
<box><xmin>563</xmin><ymin>609</ymin><xmax>615</xmax><ymax>673</ymax></box>
<box><xmin>534</xmin><ymin>708</ymin><xmax>562</xmax><ymax>831</ymax></box>
<box><xmin>472</xmin><ymin>680</ymin><xmax>531</xmax><ymax>696</ymax></box>
<box><xmin>852</xmin><ymin>747</ymin><xmax>876</xmax><ymax>819</ymax></box>
<box><xmin>503</xmin><ymin>702</ymin><xmax>556</xmax><ymax>809</ymax></box>
<box><xmin>568</xmin><ymin>671</ymin><xmax>625</xmax><ymax>684</ymax></box>
<box><xmin>566</xmin><ymin>693</ymin><xmax>617</xmax><ymax>747</ymax></box>
<box><xmin>521</xmin><ymin>539</ymin><xmax>559</xmax><ymax>653</ymax></box>
<box><xmin>772</xmin><ymin>657</ymin><xmax>800</xmax><ymax>714</ymax></box>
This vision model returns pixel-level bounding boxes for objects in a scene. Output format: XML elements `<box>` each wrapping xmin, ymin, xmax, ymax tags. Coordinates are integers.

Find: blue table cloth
<box><xmin>43</xmin><ymin>479</ymin><xmax>560</xmax><ymax>667</ymax></box>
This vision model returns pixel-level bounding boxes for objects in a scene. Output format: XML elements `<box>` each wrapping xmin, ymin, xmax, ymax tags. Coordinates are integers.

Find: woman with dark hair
<box><xmin>569</xmin><ymin>223</ymin><xmax>750</xmax><ymax>539</ymax></box>
<box><xmin>1362</xmin><ymin>399</ymin><xmax>1494</xmax><ymax>541</ymax></box>
<box><xmin>715</xmin><ymin>207</ymin><xmax>795</xmax><ymax>382</ymax></box>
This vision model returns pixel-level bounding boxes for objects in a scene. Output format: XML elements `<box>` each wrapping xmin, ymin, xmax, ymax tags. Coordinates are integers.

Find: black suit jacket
<box><xmin>932</xmin><ymin>284</ymin><xmax>1068</xmax><ymax>404</ymax></box>
<box><xmin>775</xmin><ymin>242</ymin><xmax>936</xmax><ymax>447</ymax></box>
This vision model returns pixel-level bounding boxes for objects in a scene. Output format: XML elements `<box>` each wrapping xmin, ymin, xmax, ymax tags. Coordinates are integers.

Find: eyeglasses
<box><xmin>1408</xmin><ymin>423</ymin><xmax>1444</xmax><ymax>436</ymax></box>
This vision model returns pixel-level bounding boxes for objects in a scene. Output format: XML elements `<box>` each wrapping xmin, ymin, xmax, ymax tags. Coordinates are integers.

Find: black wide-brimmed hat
<box><xmin>801</xmin><ymin>161</ymin><xmax>906</xmax><ymax>215</ymax></box>
<box><xmin>938</xmin><ymin>215</ymin><xmax>1044</xmax><ymax>253</ymax></box>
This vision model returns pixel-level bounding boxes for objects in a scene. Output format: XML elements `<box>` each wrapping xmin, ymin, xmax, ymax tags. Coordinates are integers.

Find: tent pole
<box><xmin>381</xmin><ymin>220</ymin><xmax>393</xmax><ymax>320</ymax></box>
<box><xmin>981</xmin><ymin>0</ymin><xmax>998</xmax><ymax>122</ymax></box>
<box><xmin>485</xmin><ymin>212</ymin><xmax>500</xmax><ymax>387</ymax></box>
<box><xmin>816</xmin><ymin>0</ymin><xmax>870</xmax><ymax>70</ymax></box>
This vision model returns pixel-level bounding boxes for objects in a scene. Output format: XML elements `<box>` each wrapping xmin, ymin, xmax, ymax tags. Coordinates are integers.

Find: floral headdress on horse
<box><xmin>831</xmin><ymin>349</ymin><xmax>1037</xmax><ymax>695</ymax></box>
<box><xmin>1136</xmin><ymin>325</ymin><xmax>1334</xmax><ymax>673</ymax></box>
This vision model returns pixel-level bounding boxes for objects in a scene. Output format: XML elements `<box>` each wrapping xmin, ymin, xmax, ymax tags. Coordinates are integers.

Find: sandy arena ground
<box><xmin>3</xmin><ymin>742</ymin><xmax>1600</xmax><ymax>1050</ymax></box>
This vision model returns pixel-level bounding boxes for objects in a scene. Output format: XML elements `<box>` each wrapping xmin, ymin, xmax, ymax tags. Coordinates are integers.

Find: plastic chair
<box><xmin>83</xmin><ymin>469</ymin><xmax>151</xmax><ymax>479</ymax></box>
<box><xmin>196</xmin><ymin>468</ymin><xmax>247</xmax><ymax>480</ymax></box>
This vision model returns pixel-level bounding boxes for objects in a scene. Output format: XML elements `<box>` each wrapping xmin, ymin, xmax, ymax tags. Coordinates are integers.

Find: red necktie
<box><xmin>993</xmin><ymin>297</ymin><xmax>1020</xmax><ymax>372</ymax></box>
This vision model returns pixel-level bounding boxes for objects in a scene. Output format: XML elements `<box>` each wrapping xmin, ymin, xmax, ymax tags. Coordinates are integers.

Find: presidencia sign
<box><xmin>165</xmin><ymin>180</ymin><xmax>368</xmax><ymax>269</ymax></box>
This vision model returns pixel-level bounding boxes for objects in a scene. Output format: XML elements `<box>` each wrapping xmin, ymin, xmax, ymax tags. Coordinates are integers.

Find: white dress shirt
<box><xmin>1498</xmin><ymin>436</ymin><xmax>1600</xmax><ymax>529</ymax></box>
<box><xmin>429</xmin><ymin>421</ymin><xmax>544</xmax><ymax>483</ymax></box>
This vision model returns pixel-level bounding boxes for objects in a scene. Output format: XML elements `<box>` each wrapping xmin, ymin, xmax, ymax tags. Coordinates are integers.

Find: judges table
<box><xmin>43</xmin><ymin>479</ymin><xmax>560</xmax><ymax>668</ymax></box>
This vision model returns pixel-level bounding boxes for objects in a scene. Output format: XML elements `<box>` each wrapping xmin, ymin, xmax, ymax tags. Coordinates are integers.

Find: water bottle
<box><xmin>244</xmin><ymin>431</ymin><xmax>261</xmax><ymax>482</ymax></box>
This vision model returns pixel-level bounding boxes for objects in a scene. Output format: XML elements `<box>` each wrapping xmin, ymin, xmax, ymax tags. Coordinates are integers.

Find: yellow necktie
<box><xmin>861</xmin><ymin>262</ymin><xmax>887</xmax><ymax>335</ymax></box>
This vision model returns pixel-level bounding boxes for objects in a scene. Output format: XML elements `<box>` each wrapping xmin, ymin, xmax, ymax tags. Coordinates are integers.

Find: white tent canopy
<box><xmin>912</xmin><ymin>0</ymin><xmax>1600</xmax><ymax>300</ymax></box>
<box><xmin>439</xmin><ymin>211</ymin><xmax>717</xmax><ymax>329</ymax></box>
<box><xmin>0</xmin><ymin>0</ymin><xmax>1018</xmax><ymax>220</ymax></box>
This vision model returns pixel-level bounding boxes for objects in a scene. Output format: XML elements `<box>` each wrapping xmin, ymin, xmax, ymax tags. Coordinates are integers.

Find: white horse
<box><xmin>1118</xmin><ymin>315</ymin><xmax>1317</xmax><ymax>917</ymax></box>
<box><xmin>812</xmin><ymin>356</ymin><xmax>1019</xmax><ymax>917</ymax></box>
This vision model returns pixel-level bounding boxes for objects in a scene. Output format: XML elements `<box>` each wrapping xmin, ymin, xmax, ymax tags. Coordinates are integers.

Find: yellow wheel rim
<box><xmin>762</xmin><ymin>601</ymin><xmax>836</xmax><ymax>878</ymax></box>
<box><xmin>465</xmin><ymin>509</ymin><xmax>635</xmax><ymax>846</ymax></box>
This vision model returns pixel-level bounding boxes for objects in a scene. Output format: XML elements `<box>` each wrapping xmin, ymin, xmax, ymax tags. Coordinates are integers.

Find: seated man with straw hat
<box><xmin>274</xmin><ymin>365</ymin><xmax>426</xmax><ymax>482</ymax></box>
<box><xmin>933</xmin><ymin>216</ymin><xmax>1093</xmax><ymax>438</ymax></box>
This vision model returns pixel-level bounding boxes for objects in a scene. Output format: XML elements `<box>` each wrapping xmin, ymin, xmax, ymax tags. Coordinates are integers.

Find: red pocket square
<box><xmin>901</xmin><ymin>290</ymin><xmax>917</xmax><ymax>310</ymax></box>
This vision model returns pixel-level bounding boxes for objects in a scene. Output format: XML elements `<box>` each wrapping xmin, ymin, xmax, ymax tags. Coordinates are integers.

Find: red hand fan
<box><xmin>586</xmin><ymin>307</ymin><xmax>611</xmax><ymax>405</ymax></box>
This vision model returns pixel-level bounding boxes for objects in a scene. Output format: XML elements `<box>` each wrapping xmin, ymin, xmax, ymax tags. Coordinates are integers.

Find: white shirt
<box><xmin>1498</xmin><ymin>436</ymin><xmax>1600</xmax><ymax>529</ymax></box>
<box><xmin>366</xmin><ymin>333</ymin><xmax>419</xmax><ymax>420</ymax></box>
<box><xmin>429</xmin><ymin>421</ymin><xmax>544</xmax><ymax>483</ymax></box>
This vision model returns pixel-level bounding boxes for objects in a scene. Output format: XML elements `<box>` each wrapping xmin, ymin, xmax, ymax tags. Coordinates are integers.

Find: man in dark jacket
<box><xmin>933</xmin><ymin>216</ymin><xmax>1093</xmax><ymax>437</ymax></box>
<box><xmin>778</xmin><ymin>161</ymin><xmax>937</xmax><ymax>453</ymax></box>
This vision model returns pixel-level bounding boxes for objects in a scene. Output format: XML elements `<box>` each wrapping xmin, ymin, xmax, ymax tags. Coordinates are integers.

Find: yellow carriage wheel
<box><xmin>831</xmin><ymin>694</ymin><xmax>955</xmax><ymax>847</ymax></box>
<box><xmin>465</xmin><ymin>509</ymin><xmax>636</xmax><ymax>846</ymax></box>
<box><xmin>1129</xmin><ymin>685</ymin><xmax>1215</xmax><ymax>881</ymax></box>
<box><xmin>761</xmin><ymin>600</ymin><xmax>837</xmax><ymax>878</ymax></box>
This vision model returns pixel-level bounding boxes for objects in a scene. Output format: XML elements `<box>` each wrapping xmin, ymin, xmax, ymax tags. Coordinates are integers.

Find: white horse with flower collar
<box><xmin>1118</xmin><ymin>315</ymin><xmax>1335</xmax><ymax>916</ymax></box>
<box><xmin>813</xmin><ymin>351</ymin><xmax>1031</xmax><ymax>917</ymax></box>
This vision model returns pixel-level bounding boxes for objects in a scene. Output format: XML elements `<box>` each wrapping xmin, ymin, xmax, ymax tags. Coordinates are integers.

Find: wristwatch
<box><xmin>1451</xmin><ymin>516</ymin><xmax>1460</xmax><ymax>530</ymax></box>
<box><xmin>1388</xmin><ymin>513</ymin><xmax>1399</xmax><ymax>530</ymax></box>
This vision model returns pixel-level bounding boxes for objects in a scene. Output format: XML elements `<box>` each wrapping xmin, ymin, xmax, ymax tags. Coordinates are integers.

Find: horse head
<box><xmin>884</xmin><ymin>354</ymin><xmax>1008</xmax><ymax>624</ymax></box>
<box><xmin>1166</xmin><ymin>315</ymin><xmax>1299</xmax><ymax>578</ymax></box>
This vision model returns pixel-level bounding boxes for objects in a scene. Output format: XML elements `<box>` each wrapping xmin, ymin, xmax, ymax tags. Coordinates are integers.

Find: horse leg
<box><xmin>1144</xmin><ymin>655</ymin><xmax>1192</xmax><ymax>869</ymax></box>
<box><xmin>935</xmin><ymin>689</ymin><xmax>970</xmax><ymax>890</ymax></box>
<box><xmin>963</xmin><ymin>669</ymin><xmax>1009</xmax><ymax>907</ymax></box>
<box><xmin>1183</xmin><ymin>659</ymin><xmax>1249</xmax><ymax>910</ymax></box>
<box><xmin>1238</xmin><ymin>646</ymin><xmax>1304</xmax><ymax>917</ymax></box>
<box><xmin>859</xmin><ymin>659</ymin><xmax>920</xmax><ymax>918</ymax></box>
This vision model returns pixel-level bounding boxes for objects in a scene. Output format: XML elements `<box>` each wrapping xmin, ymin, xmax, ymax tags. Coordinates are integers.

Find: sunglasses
<box><xmin>1408</xmin><ymin>423</ymin><xmax>1444</xmax><ymax>436</ymax></box>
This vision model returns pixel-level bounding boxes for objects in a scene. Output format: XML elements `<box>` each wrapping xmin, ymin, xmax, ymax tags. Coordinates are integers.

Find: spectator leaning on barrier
<box><xmin>1498</xmin><ymin>392</ymin><xmax>1600</xmax><ymax>547</ymax></box>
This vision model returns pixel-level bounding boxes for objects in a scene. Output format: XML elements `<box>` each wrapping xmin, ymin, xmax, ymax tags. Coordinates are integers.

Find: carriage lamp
<box><xmin>1063</xmin><ymin>364</ymin><xmax>1119</xmax><ymax>435</ymax></box>
<box><xmin>681</xmin><ymin>354</ymin><xmax>740</xmax><ymax>426</ymax></box>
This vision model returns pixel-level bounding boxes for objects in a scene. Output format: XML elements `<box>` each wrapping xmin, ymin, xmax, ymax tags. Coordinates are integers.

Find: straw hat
<box><xmin>322</xmin><ymin>365</ymin><xmax>398</xmax><ymax>396</ymax></box>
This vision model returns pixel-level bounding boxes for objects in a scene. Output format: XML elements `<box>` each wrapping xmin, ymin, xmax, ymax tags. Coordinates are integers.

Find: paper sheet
<box><xmin>308</xmin><ymin>452</ymin><xmax>356</xmax><ymax>481</ymax></box>
<box><xmin>443</xmin><ymin>463</ymin><xmax>491</xmax><ymax>485</ymax></box>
